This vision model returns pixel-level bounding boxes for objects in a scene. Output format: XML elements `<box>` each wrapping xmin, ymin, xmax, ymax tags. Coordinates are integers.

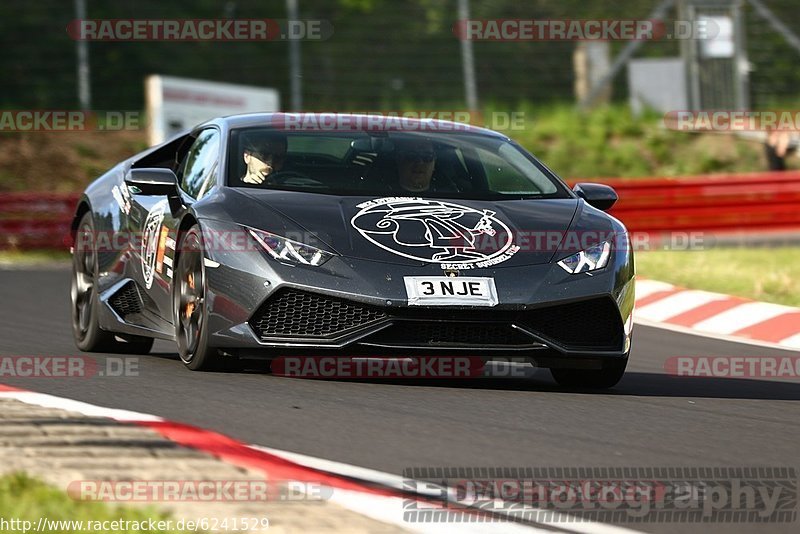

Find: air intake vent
<box><xmin>367</xmin><ymin>321</ymin><xmax>534</xmax><ymax>346</ymax></box>
<box><xmin>249</xmin><ymin>289</ymin><xmax>388</xmax><ymax>339</ymax></box>
<box><xmin>524</xmin><ymin>297</ymin><xmax>623</xmax><ymax>349</ymax></box>
<box><xmin>109</xmin><ymin>282</ymin><xmax>143</xmax><ymax>318</ymax></box>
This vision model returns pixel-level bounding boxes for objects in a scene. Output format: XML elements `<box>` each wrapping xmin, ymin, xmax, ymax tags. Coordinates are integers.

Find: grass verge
<box><xmin>0</xmin><ymin>250</ymin><xmax>71</xmax><ymax>265</ymax></box>
<box><xmin>486</xmin><ymin>102</ymin><xmax>782</xmax><ymax>179</ymax></box>
<box><xmin>0</xmin><ymin>473</ymin><xmax>199</xmax><ymax>533</ymax></box>
<box><xmin>635</xmin><ymin>247</ymin><xmax>800</xmax><ymax>307</ymax></box>
<box><xmin>0</xmin><ymin>103</ymin><xmax>788</xmax><ymax>193</ymax></box>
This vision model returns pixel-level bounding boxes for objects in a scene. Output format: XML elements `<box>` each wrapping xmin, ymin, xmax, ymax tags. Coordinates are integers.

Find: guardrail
<box><xmin>571</xmin><ymin>170</ymin><xmax>800</xmax><ymax>234</ymax></box>
<box><xmin>1</xmin><ymin>170</ymin><xmax>800</xmax><ymax>250</ymax></box>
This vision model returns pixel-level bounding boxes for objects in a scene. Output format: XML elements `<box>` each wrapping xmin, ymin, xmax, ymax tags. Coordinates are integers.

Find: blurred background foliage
<box><xmin>0</xmin><ymin>0</ymin><xmax>798</xmax><ymax>190</ymax></box>
<box><xmin>2</xmin><ymin>0</ymin><xmax>799</xmax><ymax>110</ymax></box>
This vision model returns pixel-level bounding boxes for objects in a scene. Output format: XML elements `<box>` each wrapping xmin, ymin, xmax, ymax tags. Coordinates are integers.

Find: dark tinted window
<box><xmin>180</xmin><ymin>129</ymin><xmax>220</xmax><ymax>199</ymax></box>
<box><xmin>227</xmin><ymin>128</ymin><xmax>570</xmax><ymax>200</ymax></box>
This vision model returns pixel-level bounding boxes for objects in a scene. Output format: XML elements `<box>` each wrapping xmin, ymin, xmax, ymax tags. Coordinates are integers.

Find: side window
<box><xmin>179</xmin><ymin>129</ymin><xmax>220</xmax><ymax>199</ymax></box>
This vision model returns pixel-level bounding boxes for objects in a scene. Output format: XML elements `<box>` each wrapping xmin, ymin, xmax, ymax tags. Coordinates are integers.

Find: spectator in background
<box><xmin>765</xmin><ymin>130</ymin><xmax>798</xmax><ymax>171</ymax></box>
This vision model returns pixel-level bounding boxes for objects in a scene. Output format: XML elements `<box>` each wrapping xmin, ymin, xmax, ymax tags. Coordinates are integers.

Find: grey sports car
<box><xmin>70</xmin><ymin>113</ymin><xmax>634</xmax><ymax>388</ymax></box>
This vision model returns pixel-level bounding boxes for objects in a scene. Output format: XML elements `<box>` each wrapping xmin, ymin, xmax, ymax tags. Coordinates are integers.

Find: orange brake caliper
<box><xmin>185</xmin><ymin>273</ymin><xmax>196</xmax><ymax>318</ymax></box>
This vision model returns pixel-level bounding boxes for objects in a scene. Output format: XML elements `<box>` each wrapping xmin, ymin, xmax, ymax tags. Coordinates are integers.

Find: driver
<box><xmin>394</xmin><ymin>138</ymin><xmax>437</xmax><ymax>192</ymax></box>
<box><xmin>241</xmin><ymin>132</ymin><xmax>287</xmax><ymax>185</ymax></box>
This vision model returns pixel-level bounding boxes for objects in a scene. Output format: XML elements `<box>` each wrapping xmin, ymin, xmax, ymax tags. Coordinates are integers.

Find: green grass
<box><xmin>484</xmin><ymin>102</ymin><xmax>772</xmax><ymax>179</ymax></box>
<box><xmin>0</xmin><ymin>473</ymin><xmax>200</xmax><ymax>533</ymax></box>
<box><xmin>0</xmin><ymin>101</ymin><xmax>784</xmax><ymax>192</ymax></box>
<box><xmin>0</xmin><ymin>250</ymin><xmax>71</xmax><ymax>265</ymax></box>
<box><xmin>636</xmin><ymin>247</ymin><xmax>800</xmax><ymax>307</ymax></box>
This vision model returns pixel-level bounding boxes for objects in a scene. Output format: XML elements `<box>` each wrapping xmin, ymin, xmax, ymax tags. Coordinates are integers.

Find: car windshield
<box><xmin>228</xmin><ymin>128</ymin><xmax>571</xmax><ymax>200</ymax></box>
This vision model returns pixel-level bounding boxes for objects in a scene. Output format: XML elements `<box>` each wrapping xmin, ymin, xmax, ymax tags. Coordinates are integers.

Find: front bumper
<box><xmin>200</xmin><ymin>228</ymin><xmax>635</xmax><ymax>361</ymax></box>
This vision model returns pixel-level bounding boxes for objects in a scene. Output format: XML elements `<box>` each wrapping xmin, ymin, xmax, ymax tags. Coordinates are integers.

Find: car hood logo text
<box><xmin>351</xmin><ymin>197</ymin><xmax>520</xmax><ymax>269</ymax></box>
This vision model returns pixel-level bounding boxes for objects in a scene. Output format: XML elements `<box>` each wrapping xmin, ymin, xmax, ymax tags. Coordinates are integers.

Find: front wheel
<box><xmin>71</xmin><ymin>212</ymin><xmax>153</xmax><ymax>354</ymax></box>
<box><xmin>174</xmin><ymin>225</ymin><xmax>222</xmax><ymax>371</ymax></box>
<box><xmin>550</xmin><ymin>357</ymin><xmax>628</xmax><ymax>389</ymax></box>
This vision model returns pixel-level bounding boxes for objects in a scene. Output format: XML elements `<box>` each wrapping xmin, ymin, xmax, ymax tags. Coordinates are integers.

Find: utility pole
<box><xmin>287</xmin><ymin>0</ymin><xmax>302</xmax><ymax>111</ymax></box>
<box><xmin>458</xmin><ymin>0</ymin><xmax>479</xmax><ymax>110</ymax></box>
<box><xmin>75</xmin><ymin>0</ymin><xmax>91</xmax><ymax>109</ymax></box>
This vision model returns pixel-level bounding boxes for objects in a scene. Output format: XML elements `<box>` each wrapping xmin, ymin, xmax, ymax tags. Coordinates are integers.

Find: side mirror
<box><xmin>573</xmin><ymin>183</ymin><xmax>618</xmax><ymax>211</ymax></box>
<box><xmin>125</xmin><ymin>168</ymin><xmax>179</xmax><ymax>196</ymax></box>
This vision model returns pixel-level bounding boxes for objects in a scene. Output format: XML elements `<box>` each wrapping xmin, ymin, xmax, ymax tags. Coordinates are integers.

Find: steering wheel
<box><xmin>267</xmin><ymin>170</ymin><xmax>316</xmax><ymax>185</ymax></box>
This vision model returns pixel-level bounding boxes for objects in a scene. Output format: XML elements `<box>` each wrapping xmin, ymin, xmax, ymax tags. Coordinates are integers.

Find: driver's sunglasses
<box><xmin>398</xmin><ymin>150</ymin><xmax>435</xmax><ymax>163</ymax></box>
<box><xmin>250</xmin><ymin>151</ymin><xmax>286</xmax><ymax>163</ymax></box>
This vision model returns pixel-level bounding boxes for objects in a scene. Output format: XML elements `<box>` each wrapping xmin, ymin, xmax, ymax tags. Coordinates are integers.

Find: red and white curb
<box><xmin>635</xmin><ymin>279</ymin><xmax>800</xmax><ymax>350</ymax></box>
<box><xmin>0</xmin><ymin>384</ymin><xmax>641</xmax><ymax>534</ymax></box>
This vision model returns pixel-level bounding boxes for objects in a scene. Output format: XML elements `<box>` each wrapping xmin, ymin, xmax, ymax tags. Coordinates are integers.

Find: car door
<box><xmin>128</xmin><ymin>128</ymin><xmax>221</xmax><ymax>323</ymax></box>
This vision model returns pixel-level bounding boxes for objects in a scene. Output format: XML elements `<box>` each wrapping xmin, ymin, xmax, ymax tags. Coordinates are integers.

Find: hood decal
<box><xmin>351</xmin><ymin>197</ymin><xmax>520</xmax><ymax>270</ymax></box>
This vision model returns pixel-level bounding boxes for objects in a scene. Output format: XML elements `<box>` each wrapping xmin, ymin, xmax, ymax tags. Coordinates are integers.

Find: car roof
<box><xmin>198</xmin><ymin>112</ymin><xmax>510</xmax><ymax>140</ymax></box>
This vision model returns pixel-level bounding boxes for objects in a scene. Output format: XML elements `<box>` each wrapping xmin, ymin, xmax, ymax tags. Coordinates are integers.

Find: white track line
<box><xmin>324</xmin><ymin>488</ymin><xmax>551</xmax><ymax>534</ymax></box>
<box><xmin>634</xmin><ymin>280</ymin><xmax>800</xmax><ymax>351</ymax></box>
<box><xmin>254</xmin><ymin>445</ymin><xmax>645</xmax><ymax>534</ymax></box>
<box><xmin>633</xmin><ymin>280</ymin><xmax>675</xmax><ymax>299</ymax></box>
<box><xmin>634</xmin><ymin>318</ymin><xmax>800</xmax><ymax>353</ymax></box>
<box><xmin>0</xmin><ymin>390</ymin><xmax>164</xmax><ymax>422</ymax></box>
<box><xmin>0</xmin><ymin>388</ymin><xmax>567</xmax><ymax>533</ymax></box>
<box><xmin>778</xmin><ymin>333</ymin><xmax>800</xmax><ymax>349</ymax></box>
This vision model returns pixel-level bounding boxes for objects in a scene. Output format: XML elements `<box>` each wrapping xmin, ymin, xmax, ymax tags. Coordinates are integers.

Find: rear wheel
<box><xmin>174</xmin><ymin>225</ymin><xmax>221</xmax><ymax>371</ymax></box>
<box><xmin>71</xmin><ymin>213</ymin><xmax>154</xmax><ymax>354</ymax></box>
<box><xmin>550</xmin><ymin>357</ymin><xmax>628</xmax><ymax>389</ymax></box>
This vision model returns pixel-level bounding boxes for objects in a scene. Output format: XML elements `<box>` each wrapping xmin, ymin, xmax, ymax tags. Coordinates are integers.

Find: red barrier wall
<box><xmin>569</xmin><ymin>170</ymin><xmax>800</xmax><ymax>234</ymax></box>
<box><xmin>0</xmin><ymin>193</ymin><xmax>80</xmax><ymax>250</ymax></box>
<box><xmin>2</xmin><ymin>170</ymin><xmax>800</xmax><ymax>250</ymax></box>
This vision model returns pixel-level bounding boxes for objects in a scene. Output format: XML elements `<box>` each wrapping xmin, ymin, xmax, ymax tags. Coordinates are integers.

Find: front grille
<box><xmin>249</xmin><ymin>289</ymin><xmax>623</xmax><ymax>351</ymax></box>
<box><xmin>109</xmin><ymin>282</ymin><xmax>142</xmax><ymax>317</ymax></box>
<box><xmin>249</xmin><ymin>289</ymin><xmax>388</xmax><ymax>339</ymax></box>
<box><xmin>377</xmin><ymin>298</ymin><xmax>622</xmax><ymax>349</ymax></box>
<box><xmin>367</xmin><ymin>321</ymin><xmax>534</xmax><ymax>346</ymax></box>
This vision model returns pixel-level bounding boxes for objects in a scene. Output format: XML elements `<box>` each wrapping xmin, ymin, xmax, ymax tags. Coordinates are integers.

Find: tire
<box><xmin>173</xmin><ymin>224</ymin><xmax>221</xmax><ymax>371</ymax></box>
<box><xmin>71</xmin><ymin>213</ymin><xmax>154</xmax><ymax>354</ymax></box>
<box><xmin>550</xmin><ymin>357</ymin><xmax>628</xmax><ymax>389</ymax></box>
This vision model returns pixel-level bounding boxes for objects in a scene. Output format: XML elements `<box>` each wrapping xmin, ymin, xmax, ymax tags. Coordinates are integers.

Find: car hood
<box><xmin>233</xmin><ymin>189</ymin><xmax>582</xmax><ymax>267</ymax></box>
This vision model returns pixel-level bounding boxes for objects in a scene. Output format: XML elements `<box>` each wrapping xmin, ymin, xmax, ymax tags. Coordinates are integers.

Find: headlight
<box><xmin>247</xmin><ymin>228</ymin><xmax>334</xmax><ymax>267</ymax></box>
<box><xmin>557</xmin><ymin>241</ymin><xmax>611</xmax><ymax>274</ymax></box>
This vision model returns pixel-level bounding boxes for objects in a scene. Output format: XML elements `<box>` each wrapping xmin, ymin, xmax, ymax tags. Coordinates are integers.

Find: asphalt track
<box><xmin>2</xmin><ymin>268</ymin><xmax>800</xmax><ymax>533</ymax></box>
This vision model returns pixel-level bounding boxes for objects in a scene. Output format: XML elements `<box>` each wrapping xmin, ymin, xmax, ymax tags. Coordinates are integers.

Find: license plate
<box><xmin>404</xmin><ymin>277</ymin><xmax>498</xmax><ymax>307</ymax></box>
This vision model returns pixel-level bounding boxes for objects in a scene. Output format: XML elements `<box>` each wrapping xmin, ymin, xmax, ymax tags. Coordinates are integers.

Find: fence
<box><xmin>3</xmin><ymin>0</ymin><xmax>800</xmax><ymax>111</ymax></box>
